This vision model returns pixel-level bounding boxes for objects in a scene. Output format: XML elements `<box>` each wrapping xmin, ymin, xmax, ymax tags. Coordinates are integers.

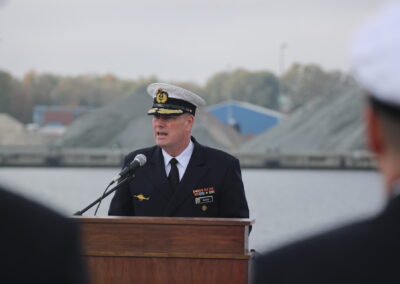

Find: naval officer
<box><xmin>109</xmin><ymin>83</ymin><xmax>249</xmax><ymax>218</ymax></box>
<box><xmin>253</xmin><ymin>2</ymin><xmax>400</xmax><ymax>283</ymax></box>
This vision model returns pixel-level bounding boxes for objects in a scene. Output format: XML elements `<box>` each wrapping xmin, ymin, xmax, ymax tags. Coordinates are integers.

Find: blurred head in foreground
<box><xmin>252</xmin><ymin>2</ymin><xmax>400</xmax><ymax>284</ymax></box>
<box><xmin>351</xmin><ymin>1</ymin><xmax>400</xmax><ymax>193</ymax></box>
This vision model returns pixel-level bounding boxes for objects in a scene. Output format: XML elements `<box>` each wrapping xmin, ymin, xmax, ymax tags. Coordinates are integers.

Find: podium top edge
<box><xmin>72</xmin><ymin>216</ymin><xmax>255</xmax><ymax>226</ymax></box>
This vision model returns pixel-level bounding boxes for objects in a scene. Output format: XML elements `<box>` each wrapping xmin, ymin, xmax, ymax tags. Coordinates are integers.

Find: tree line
<box><xmin>0</xmin><ymin>64</ymin><xmax>358</xmax><ymax>124</ymax></box>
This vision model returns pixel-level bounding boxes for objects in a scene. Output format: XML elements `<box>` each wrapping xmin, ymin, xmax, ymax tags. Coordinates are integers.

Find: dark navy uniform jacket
<box><xmin>109</xmin><ymin>138</ymin><xmax>249</xmax><ymax>218</ymax></box>
<box><xmin>253</xmin><ymin>193</ymin><xmax>400</xmax><ymax>284</ymax></box>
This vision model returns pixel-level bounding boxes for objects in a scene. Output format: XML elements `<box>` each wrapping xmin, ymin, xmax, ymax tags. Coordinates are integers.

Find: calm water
<box><xmin>0</xmin><ymin>167</ymin><xmax>384</xmax><ymax>251</ymax></box>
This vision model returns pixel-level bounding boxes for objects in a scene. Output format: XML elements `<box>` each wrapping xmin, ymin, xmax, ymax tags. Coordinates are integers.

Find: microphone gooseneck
<box><xmin>74</xmin><ymin>154</ymin><xmax>147</xmax><ymax>216</ymax></box>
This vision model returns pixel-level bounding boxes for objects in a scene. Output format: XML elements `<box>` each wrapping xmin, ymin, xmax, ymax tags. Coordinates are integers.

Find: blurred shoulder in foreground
<box><xmin>0</xmin><ymin>185</ymin><xmax>87</xmax><ymax>283</ymax></box>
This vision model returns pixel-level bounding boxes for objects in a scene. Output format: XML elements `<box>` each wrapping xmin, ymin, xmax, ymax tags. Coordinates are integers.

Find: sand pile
<box><xmin>0</xmin><ymin>114</ymin><xmax>45</xmax><ymax>146</ymax></box>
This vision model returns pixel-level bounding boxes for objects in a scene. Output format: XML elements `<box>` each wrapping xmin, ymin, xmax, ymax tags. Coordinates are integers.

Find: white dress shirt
<box><xmin>162</xmin><ymin>140</ymin><xmax>194</xmax><ymax>181</ymax></box>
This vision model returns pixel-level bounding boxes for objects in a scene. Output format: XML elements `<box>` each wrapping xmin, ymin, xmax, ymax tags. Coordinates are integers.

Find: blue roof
<box><xmin>33</xmin><ymin>105</ymin><xmax>94</xmax><ymax>126</ymax></box>
<box><xmin>207</xmin><ymin>100</ymin><xmax>283</xmax><ymax>136</ymax></box>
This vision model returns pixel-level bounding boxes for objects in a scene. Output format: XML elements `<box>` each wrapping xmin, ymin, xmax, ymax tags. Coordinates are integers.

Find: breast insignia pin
<box><xmin>201</xmin><ymin>205</ymin><xmax>208</xmax><ymax>211</ymax></box>
<box><xmin>134</xmin><ymin>194</ymin><xmax>150</xmax><ymax>201</ymax></box>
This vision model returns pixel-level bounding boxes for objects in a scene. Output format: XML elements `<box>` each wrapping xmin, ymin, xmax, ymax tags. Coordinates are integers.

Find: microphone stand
<box><xmin>73</xmin><ymin>175</ymin><xmax>134</xmax><ymax>216</ymax></box>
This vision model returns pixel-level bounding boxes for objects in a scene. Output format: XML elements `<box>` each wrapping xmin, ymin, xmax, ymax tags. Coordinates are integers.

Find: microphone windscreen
<box><xmin>134</xmin><ymin>154</ymin><xmax>147</xmax><ymax>166</ymax></box>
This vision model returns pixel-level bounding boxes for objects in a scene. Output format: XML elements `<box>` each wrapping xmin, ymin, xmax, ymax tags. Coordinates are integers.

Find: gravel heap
<box><xmin>239</xmin><ymin>88</ymin><xmax>367</xmax><ymax>153</ymax></box>
<box><xmin>54</xmin><ymin>86</ymin><xmax>246</xmax><ymax>151</ymax></box>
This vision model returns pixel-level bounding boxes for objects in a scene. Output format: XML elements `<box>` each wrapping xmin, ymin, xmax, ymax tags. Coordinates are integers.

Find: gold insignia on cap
<box><xmin>201</xmin><ymin>205</ymin><xmax>208</xmax><ymax>211</ymax></box>
<box><xmin>134</xmin><ymin>194</ymin><xmax>150</xmax><ymax>201</ymax></box>
<box><xmin>155</xmin><ymin>88</ymin><xmax>168</xmax><ymax>104</ymax></box>
<box><xmin>147</xmin><ymin>108</ymin><xmax>183</xmax><ymax>115</ymax></box>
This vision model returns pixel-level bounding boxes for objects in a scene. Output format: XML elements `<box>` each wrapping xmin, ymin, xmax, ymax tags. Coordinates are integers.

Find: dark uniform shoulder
<box><xmin>0</xmin><ymin>186</ymin><xmax>68</xmax><ymax>225</ymax></box>
<box><xmin>261</xmin><ymin>216</ymin><xmax>379</xmax><ymax>260</ymax></box>
<box><xmin>200</xmin><ymin>144</ymin><xmax>239</xmax><ymax>164</ymax></box>
<box><xmin>0</xmin><ymin>186</ymin><xmax>78</xmax><ymax>247</ymax></box>
<box><xmin>254</xmin><ymin>216</ymin><xmax>391</xmax><ymax>284</ymax></box>
<box><xmin>0</xmin><ymin>186</ymin><xmax>86</xmax><ymax>284</ymax></box>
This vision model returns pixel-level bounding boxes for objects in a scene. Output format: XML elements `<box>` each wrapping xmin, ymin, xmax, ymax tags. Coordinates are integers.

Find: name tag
<box><xmin>195</xmin><ymin>196</ymin><xmax>213</xmax><ymax>205</ymax></box>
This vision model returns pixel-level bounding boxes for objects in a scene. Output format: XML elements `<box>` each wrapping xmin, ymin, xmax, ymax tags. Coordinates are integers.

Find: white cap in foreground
<box><xmin>351</xmin><ymin>1</ymin><xmax>400</xmax><ymax>107</ymax></box>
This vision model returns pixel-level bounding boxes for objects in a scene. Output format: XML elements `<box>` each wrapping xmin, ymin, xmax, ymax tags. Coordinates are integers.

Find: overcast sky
<box><xmin>0</xmin><ymin>0</ymin><xmax>391</xmax><ymax>84</ymax></box>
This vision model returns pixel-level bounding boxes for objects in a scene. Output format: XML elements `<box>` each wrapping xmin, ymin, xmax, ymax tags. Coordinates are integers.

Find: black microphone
<box><xmin>110</xmin><ymin>154</ymin><xmax>147</xmax><ymax>184</ymax></box>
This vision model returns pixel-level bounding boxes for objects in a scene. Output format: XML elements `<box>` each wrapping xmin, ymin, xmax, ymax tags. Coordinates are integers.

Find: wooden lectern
<box><xmin>76</xmin><ymin>217</ymin><xmax>253</xmax><ymax>284</ymax></box>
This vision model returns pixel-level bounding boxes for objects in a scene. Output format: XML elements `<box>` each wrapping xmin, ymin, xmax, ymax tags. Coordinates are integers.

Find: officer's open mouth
<box><xmin>157</xmin><ymin>131</ymin><xmax>168</xmax><ymax>136</ymax></box>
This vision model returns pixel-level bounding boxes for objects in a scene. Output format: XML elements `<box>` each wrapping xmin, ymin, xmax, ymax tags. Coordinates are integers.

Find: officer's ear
<box><xmin>184</xmin><ymin>114</ymin><xmax>195</xmax><ymax>130</ymax></box>
<box><xmin>365</xmin><ymin>106</ymin><xmax>383</xmax><ymax>156</ymax></box>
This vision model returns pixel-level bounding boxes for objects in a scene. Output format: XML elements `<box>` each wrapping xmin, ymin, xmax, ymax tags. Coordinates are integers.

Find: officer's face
<box><xmin>152</xmin><ymin>114</ymin><xmax>194</xmax><ymax>156</ymax></box>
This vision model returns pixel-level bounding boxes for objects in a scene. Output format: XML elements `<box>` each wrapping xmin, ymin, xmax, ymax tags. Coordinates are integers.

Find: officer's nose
<box><xmin>153</xmin><ymin>116</ymin><xmax>165</xmax><ymax>127</ymax></box>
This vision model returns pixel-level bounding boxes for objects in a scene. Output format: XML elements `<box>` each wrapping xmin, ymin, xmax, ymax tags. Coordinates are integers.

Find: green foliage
<box><xmin>204</xmin><ymin>69</ymin><xmax>280</xmax><ymax>110</ymax></box>
<box><xmin>282</xmin><ymin>63</ymin><xmax>357</xmax><ymax>111</ymax></box>
<box><xmin>0</xmin><ymin>71</ymin><xmax>14</xmax><ymax>114</ymax></box>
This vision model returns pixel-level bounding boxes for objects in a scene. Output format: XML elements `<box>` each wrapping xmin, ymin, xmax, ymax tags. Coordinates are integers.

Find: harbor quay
<box><xmin>0</xmin><ymin>146</ymin><xmax>376</xmax><ymax>170</ymax></box>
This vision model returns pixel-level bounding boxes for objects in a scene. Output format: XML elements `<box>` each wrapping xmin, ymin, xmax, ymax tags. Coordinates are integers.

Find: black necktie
<box><xmin>168</xmin><ymin>158</ymin><xmax>179</xmax><ymax>192</ymax></box>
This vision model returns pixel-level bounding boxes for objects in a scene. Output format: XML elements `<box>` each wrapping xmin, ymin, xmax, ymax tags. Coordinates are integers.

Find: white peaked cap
<box><xmin>350</xmin><ymin>1</ymin><xmax>400</xmax><ymax>106</ymax></box>
<box><xmin>147</xmin><ymin>83</ymin><xmax>206</xmax><ymax>107</ymax></box>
